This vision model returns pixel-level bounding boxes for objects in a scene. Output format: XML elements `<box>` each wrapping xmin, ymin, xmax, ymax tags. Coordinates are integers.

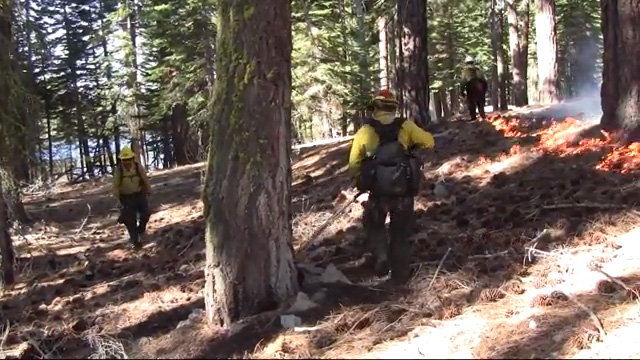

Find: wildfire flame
<box><xmin>481</xmin><ymin>115</ymin><xmax>640</xmax><ymax>174</ymax></box>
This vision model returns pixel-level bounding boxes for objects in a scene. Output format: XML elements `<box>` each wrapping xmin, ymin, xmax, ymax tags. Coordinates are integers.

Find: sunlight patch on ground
<box><xmin>359</xmin><ymin>218</ymin><xmax>640</xmax><ymax>359</ymax></box>
<box><xmin>571</xmin><ymin>305</ymin><xmax>640</xmax><ymax>359</ymax></box>
<box><xmin>370</xmin><ymin>315</ymin><xmax>487</xmax><ymax>359</ymax></box>
<box><xmin>431</xmin><ymin>150</ymin><xmax>540</xmax><ymax>186</ymax></box>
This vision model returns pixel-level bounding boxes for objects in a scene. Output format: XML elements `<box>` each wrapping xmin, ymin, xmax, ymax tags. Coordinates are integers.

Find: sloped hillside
<box><xmin>1</xmin><ymin>105</ymin><xmax>640</xmax><ymax>359</ymax></box>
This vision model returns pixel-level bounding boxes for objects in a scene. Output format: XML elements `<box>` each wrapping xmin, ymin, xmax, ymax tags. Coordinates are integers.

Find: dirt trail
<box><xmin>1</xmin><ymin>102</ymin><xmax>640</xmax><ymax>359</ymax></box>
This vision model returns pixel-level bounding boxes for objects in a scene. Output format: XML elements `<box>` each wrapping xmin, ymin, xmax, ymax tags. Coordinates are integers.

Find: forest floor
<box><xmin>2</xmin><ymin>100</ymin><xmax>640</xmax><ymax>359</ymax></box>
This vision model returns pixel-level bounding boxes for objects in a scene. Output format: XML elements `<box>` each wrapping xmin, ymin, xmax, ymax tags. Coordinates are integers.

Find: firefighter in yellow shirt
<box><xmin>113</xmin><ymin>146</ymin><xmax>152</xmax><ymax>249</ymax></box>
<box><xmin>460</xmin><ymin>56</ymin><xmax>488</xmax><ymax>120</ymax></box>
<box><xmin>348</xmin><ymin>89</ymin><xmax>435</xmax><ymax>284</ymax></box>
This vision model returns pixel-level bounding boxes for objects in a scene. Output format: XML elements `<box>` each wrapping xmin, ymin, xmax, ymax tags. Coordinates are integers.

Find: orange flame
<box><xmin>478</xmin><ymin>115</ymin><xmax>640</xmax><ymax>174</ymax></box>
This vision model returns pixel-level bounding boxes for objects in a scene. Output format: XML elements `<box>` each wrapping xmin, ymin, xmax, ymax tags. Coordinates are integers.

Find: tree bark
<box><xmin>0</xmin><ymin>179</ymin><xmax>15</xmax><ymax>293</ymax></box>
<box><xmin>490</xmin><ymin>0</ymin><xmax>500</xmax><ymax>110</ymax></box>
<box><xmin>202</xmin><ymin>0</ymin><xmax>298</xmax><ymax>327</ymax></box>
<box><xmin>377</xmin><ymin>17</ymin><xmax>389</xmax><ymax>89</ymax></box>
<box><xmin>600</xmin><ymin>0</ymin><xmax>640</xmax><ymax>140</ymax></box>
<box><xmin>508</xmin><ymin>0</ymin><xmax>530</xmax><ymax>106</ymax></box>
<box><xmin>121</xmin><ymin>0</ymin><xmax>145</xmax><ymax>166</ymax></box>
<box><xmin>170</xmin><ymin>102</ymin><xmax>191</xmax><ymax>166</ymax></box>
<box><xmin>535</xmin><ymin>0</ymin><xmax>560</xmax><ymax>104</ymax></box>
<box><xmin>0</xmin><ymin>1</ymin><xmax>16</xmax><ymax>292</ymax></box>
<box><xmin>497</xmin><ymin>8</ymin><xmax>509</xmax><ymax>111</ymax></box>
<box><xmin>397</xmin><ymin>0</ymin><xmax>429</xmax><ymax>127</ymax></box>
<box><xmin>444</xmin><ymin>4</ymin><xmax>459</xmax><ymax>114</ymax></box>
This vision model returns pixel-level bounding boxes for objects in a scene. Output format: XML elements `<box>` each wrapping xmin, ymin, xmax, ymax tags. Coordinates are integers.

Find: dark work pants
<box><xmin>119</xmin><ymin>192</ymin><xmax>150</xmax><ymax>243</ymax></box>
<box><xmin>465</xmin><ymin>79</ymin><xmax>487</xmax><ymax>120</ymax></box>
<box><xmin>362</xmin><ymin>195</ymin><xmax>414</xmax><ymax>273</ymax></box>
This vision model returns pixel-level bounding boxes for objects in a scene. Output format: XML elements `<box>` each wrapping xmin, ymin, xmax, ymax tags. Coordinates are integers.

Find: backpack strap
<box><xmin>367</xmin><ymin>117</ymin><xmax>405</xmax><ymax>145</ymax></box>
<box><xmin>118</xmin><ymin>161</ymin><xmax>142</xmax><ymax>182</ymax></box>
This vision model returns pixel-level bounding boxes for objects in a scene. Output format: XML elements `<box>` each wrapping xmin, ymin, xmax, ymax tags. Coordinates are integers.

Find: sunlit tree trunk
<box><xmin>377</xmin><ymin>17</ymin><xmax>389</xmax><ymax>89</ymax></box>
<box><xmin>202</xmin><ymin>0</ymin><xmax>298</xmax><ymax>327</ymax></box>
<box><xmin>489</xmin><ymin>0</ymin><xmax>500</xmax><ymax>109</ymax></box>
<box><xmin>508</xmin><ymin>0</ymin><xmax>530</xmax><ymax>106</ymax></box>
<box><xmin>535</xmin><ymin>0</ymin><xmax>560</xmax><ymax>104</ymax></box>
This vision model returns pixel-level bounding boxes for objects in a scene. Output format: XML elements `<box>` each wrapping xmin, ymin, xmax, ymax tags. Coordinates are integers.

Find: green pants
<box><xmin>119</xmin><ymin>192</ymin><xmax>150</xmax><ymax>243</ymax></box>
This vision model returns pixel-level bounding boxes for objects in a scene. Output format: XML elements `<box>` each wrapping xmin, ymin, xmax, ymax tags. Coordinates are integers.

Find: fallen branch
<box><xmin>592</xmin><ymin>266</ymin><xmax>639</xmax><ymax>298</ymax></box>
<box><xmin>568</xmin><ymin>295</ymin><xmax>607</xmax><ymax>338</ymax></box>
<box><xmin>177</xmin><ymin>236</ymin><xmax>195</xmax><ymax>257</ymax></box>
<box><xmin>542</xmin><ymin>203</ymin><xmax>629</xmax><ymax>210</ymax></box>
<box><xmin>468</xmin><ymin>249</ymin><xmax>511</xmax><ymax>259</ymax></box>
<box><xmin>411</xmin><ymin>248</ymin><xmax>513</xmax><ymax>269</ymax></box>
<box><xmin>74</xmin><ymin>204</ymin><xmax>92</xmax><ymax>238</ymax></box>
<box><xmin>427</xmin><ymin>247</ymin><xmax>451</xmax><ymax>290</ymax></box>
<box><xmin>432</xmin><ymin>129</ymin><xmax>455</xmax><ymax>138</ymax></box>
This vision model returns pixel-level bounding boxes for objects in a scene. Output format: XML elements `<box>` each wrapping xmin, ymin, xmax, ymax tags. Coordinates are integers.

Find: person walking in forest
<box><xmin>460</xmin><ymin>56</ymin><xmax>488</xmax><ymax>120</ymax></box>
<box><xmin>348</xmin><ymin>89</ymin><xmax>435</xmax><ymax>284</ymax></box>
<box><xmin>113</xmin><ymin>146</ymin><xmax>152</xmax><ymax>249</ymax></box>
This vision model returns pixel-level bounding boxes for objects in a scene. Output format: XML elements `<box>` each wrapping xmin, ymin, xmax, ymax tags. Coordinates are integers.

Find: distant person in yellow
<box><xmin>348</xmin><ymin>89</ymin><xmax>435</xmax><ymax>285</ymax></box>
<box><xmin>113</xmin><ymin>146</ymin><xmax>152</xmax><ymax>249</ymax></box>
<box><xmin>460</xmin><ymin>56</ymin><xmax>488</xmax><ymax>120</ymax></box>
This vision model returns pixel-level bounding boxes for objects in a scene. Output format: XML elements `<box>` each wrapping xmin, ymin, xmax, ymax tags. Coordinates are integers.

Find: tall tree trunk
<box><xmin>202</xmin><ymin>0</ymin><xmax>298</xmax><ymax>327</ymax></box>
<box><xmin>0</xmin><ymin>179</ymin><xmax>15</xmax><ymax>293</ymax></box>
<box><xmin>489</xmin><ymin>0</ymin><xmax>500</xmax><ymax>110</ymax></box>
<box><xmin>508</xmin><ymin>0</ymin><xmax>530</xmax><ymax>106</ymax></box>
<box><xmin>355</xmin><ymin>0</ymin><xmax>371</xmax><ymax>109</ymax></box>
<box><xmin>122</xmin><ymin>0</ymin><xmax>145</xmax><ymax>166</ymax></box>
<box><xmin>600</xmin><ymin>0</ymin><xmax>640</xmax><ymax>140</ymax></box>
<box><xmin>497</xmin><ymin>7</ymin><xmax>509</xmax><ymax>111</ymax></box>
<box><xmin>535</xmin><ymin>0</ymin><xmax>560</xmax><ymax>104</ymax></box>
<box><xmin>161</xmin><ymin>115</ymin><xmax>172</xmax><ymax>168</ymax></box>
<box><xmin>397</xmin><ymin>0</ymin><xmax>429</xmax><ymax>127</ymax></box>
<box><xmin>444</xmin><ymin>4</ymin><xmax>459</xmax><ymax>114</ymax></box>
<box><xmin>103</xmin><ymin>137</ymin><xmax>115</xmax><ymax>171</ymax></box>
<box><xmin>377</xmin><ymin>17</ymin><xmax>389</xmax><ymax>89</ymax></box>
<box><xmin>388</xmin><ymin>11</ymin><xmax>398</xmax><ymax>92</ymax></box>
<box><xmin>170</xmin><ymin>103</ymin><xmax>190</xmax><ymax>166</ymax></box>
<box><xmin>440</xmin><ymin>87</ymin><xmax>451</xmax><ymax>119</ymax></box>
<box><xmin>199</xmin><ymin>0</ymin><xmax>215</xmax><ymax>153</ymax></box>
<box><xmin>0</xmin><ymin>1</ymin><xmax>16</xmax><ymax>291</ymax></box>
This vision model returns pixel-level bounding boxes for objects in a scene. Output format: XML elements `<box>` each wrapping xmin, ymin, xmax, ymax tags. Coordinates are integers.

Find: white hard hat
<box><xmin>465</xmin><ymin>55</ymin><xmax>475</xmax><ymax>63</ymax></box>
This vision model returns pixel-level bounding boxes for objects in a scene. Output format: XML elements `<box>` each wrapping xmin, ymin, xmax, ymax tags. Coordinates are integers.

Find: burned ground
<box><xmin>1</xmin><ymin>105</ymin><xmax>640</xmax><ymax>359</ymax></box>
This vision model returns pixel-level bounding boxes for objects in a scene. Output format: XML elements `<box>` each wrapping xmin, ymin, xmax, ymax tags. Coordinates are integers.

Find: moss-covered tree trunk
<box><xmin>202</xmin><ymin>0</ymin><xmax>298</xmax><ymax>327</ymax></box>
<box><xmin>600</xmin><ymin>0</ymin><xmax>640</xmax><ymax>140</ymax></box>
<box><xmin>397</xmin><ymin>0</ymin><xmax>429</xmax><ymax>127</ymax></box>
<box><xmin>535</xmin><ymin>0</ymin><xmax>560</xmax><ymax>104</ymax></box>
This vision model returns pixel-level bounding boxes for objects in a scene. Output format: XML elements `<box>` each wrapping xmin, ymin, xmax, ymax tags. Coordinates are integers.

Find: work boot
<box><xmin>374</xmin><ymin>255</ymin><xmax>389</xmax><ymax>277</ymax></box>
<box><xmin>128</xmin><ymin>239</ymin><xmax>141</xmax><ymax>250</ymax></box>
<box><xmin>371</xmin><ymin>231</ymin><xmax>390</xmax><ymax>277</ymax></box>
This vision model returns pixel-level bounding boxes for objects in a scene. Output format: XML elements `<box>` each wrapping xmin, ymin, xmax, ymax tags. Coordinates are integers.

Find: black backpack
<box><xmin>358</xmin><ymin>118</ymin><xmax>421</xmax><ymax>196</ymax></box>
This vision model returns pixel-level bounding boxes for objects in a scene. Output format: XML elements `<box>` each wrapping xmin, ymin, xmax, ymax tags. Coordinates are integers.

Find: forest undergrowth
<box><xmin>1</xmin><ymin>105</ymin><xmax>640</xmax><ymax>359</ymax></box>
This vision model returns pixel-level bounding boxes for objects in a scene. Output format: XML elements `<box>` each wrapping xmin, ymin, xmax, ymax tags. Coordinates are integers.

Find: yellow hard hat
<box><xmin>119</xmin><ymin>146</ymin><xmax>135</xmax><ymax>160</ymax></box>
